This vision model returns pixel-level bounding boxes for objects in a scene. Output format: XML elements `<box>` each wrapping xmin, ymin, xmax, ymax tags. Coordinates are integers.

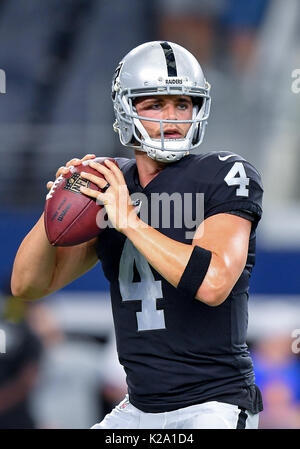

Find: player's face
<box><xmin>134</xmin><ymin>95</ymin><xmax>193</xmax><ymax>139</ymax></box>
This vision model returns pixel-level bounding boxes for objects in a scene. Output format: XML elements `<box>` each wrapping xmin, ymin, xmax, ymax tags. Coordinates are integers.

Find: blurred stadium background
<box><xmin>0</xmin><ymin>0</ymin><xmax>300</xmax><ymax>429</ymax></box>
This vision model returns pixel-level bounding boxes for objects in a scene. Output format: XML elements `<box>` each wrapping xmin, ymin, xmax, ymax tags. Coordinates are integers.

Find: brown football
<box><xmin>44</xmin><ymin>157</ymin><xmax>117</xmax><ymax>246</ymax></box>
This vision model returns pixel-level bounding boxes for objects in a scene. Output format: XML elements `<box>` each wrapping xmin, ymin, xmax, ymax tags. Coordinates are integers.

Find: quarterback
<box><xmin>11</xmin><ymin>41</ymin><xmax>263</xmax><ymax>429</ymax></box>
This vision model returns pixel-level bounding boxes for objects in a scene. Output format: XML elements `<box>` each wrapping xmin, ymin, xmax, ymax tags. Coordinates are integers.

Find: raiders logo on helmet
<box><xmin>112</xmin><ymin>62</ymin><xmax>123</xmax><ymax>100</ymax></box>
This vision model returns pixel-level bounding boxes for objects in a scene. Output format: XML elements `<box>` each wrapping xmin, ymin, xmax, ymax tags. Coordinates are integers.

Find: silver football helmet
<box><xmin>112</xmin><ymin>41</ymin><xmax>211</xmax><ymax>163</ymax></box>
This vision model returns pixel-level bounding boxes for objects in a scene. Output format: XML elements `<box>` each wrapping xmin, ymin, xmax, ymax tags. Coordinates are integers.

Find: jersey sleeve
<box><xmin>204</xmin><ymin>155</ymin><xmax>263</xmax><ymax>228</ymax></box>
<box><xmin>113</xmin><ymin>157</ymin><xmax>132</xmax><ymax>171</ymax></box>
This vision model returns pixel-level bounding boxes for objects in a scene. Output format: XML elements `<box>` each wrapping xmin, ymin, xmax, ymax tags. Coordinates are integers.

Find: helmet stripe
<box><xmin>160</xmin><ymin>42</ymin><xmax>177</xmax><ymax>77</ymax></box>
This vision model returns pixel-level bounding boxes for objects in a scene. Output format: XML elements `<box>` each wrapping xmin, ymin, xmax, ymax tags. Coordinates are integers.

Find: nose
<box><xmin>162</xmin><ymin>103</ymin><xmax>177</xmax><ymax>121</ymax></box>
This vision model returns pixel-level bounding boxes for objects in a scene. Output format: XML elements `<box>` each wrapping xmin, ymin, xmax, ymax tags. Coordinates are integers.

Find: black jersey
<box><xmin>96</xmin><ymin>151</ymin><xmax>264</xmax><ymax>414</ymax></box>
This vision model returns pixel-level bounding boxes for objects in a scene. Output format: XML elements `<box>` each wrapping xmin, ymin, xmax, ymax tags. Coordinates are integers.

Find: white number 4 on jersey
<box><xmin>224</xmin><ymin>162</ymin><xmax>249</xmax><ymax>197</ymax></box>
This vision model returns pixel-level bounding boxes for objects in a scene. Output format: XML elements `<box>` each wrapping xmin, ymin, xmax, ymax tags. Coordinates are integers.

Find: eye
<box><xmin>139</xmin><ymin>102</ymin><xmax>161</xmax><ymax>111</ymax></box>
<box><xmin>177</xmin><ymin>102</ymin><xmax>189</xmax><ymax>110</ymax></box>
<box><xmin>150</xmin><ymin>103</ymin><xmax>161</xmax><ymax>110</ymax></box>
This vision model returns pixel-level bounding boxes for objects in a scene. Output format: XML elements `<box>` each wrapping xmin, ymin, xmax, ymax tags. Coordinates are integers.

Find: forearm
<box><xmin>11</xmin><ymin>213</ymin><xmax>57</xmax><ymax>299</ymax></box>
<box><xmin>12</xmin><ymin>213</ymin><xmax>99</xmax><ymax>300</ymax></box>
<box><xmin>123</xmin><ymin>219</ymin><xmax>194</xmax><ymax>289</ymax></box>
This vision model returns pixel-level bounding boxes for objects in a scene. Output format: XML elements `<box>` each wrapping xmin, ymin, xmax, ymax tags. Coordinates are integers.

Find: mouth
<box><xmin>163</xmin><ymin>129</ymin><xmax>183</xmax><ymax>139</ymax></box>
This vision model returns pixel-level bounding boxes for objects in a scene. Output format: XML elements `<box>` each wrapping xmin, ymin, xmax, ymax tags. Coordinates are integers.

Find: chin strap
<box><xmin>143</xmin><ymin>143</ymin><xmax>189</xmax><ymax>163</ymax></box>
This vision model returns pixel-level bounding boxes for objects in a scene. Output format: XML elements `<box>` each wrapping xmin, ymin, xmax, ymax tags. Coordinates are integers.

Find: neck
<box><xmin>134</xmin><ymin>150</ymin><xmax>166</xmax><ymax>188</ymax></box>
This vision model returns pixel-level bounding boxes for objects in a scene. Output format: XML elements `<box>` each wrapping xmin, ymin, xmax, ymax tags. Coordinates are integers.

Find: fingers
<box><xmin>87</xmin><ymin>160</ymin><xmax>118</xmax><ymax>188</ymax></box>
<box><xmin>65</xmin><ymin>154</ymin><xmax>96</xmax><ymax>168</ymax></box>
<box><xmin>80</xmin><ymin>185</ymin><xmax>106</xmax><ymax>203</ymax></box>
<box><xmin>66</xmin><ymin>158</ymin><xmax>81</xmax><ymax>168</ymax></box>
<box><xmin>55</xmin><ymin>166</ymin><xmax>70</xmax><ymax>179</ymax></box>
<box><xmin>47</xmin><ymin>154</ymin><xmax>96</xmax><ymax>191</ymax></box>
<box><xmin>87</xmin><ymin>159</ymin><xmax>124</xmax><ymax>190</ymax></box>
<box><xmin>80</xmin><ymin>171</ymin><xmax>109</xmax><ymax>190</ymax></box>
<box><xmin>55</xmin><ymin>154</ymin><xmax>96</xmax><ymax>179</ymax></box>
<box><xmin>104</xmin><ymin>159</ymin><xmax>125</xmax><ymax>184</ymax></box>
<box><xmin>65</xmin><ymin>154</ymin><xmax>96</xmax><ymax>170</ymax></box>
<box><xmin>80</xmin><ymin>159</ymin><xmax>126</xmax><ymax>200</ymax></box>
<box><xmin>80</xmin><ymin>159</ymin><xmax>125</xmax><ymax>205</ymax></box>
<box><xmin>81</xmin><ymin>154</ymin><xmax>96</xmax><ymax>162</ymax></box>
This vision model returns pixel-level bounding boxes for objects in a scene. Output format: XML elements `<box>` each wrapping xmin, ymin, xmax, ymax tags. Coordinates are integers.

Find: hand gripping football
<box><xmin>44</xmin><ymin>157</ymin><xmax>118</xmax><ymax>246</ymax></box>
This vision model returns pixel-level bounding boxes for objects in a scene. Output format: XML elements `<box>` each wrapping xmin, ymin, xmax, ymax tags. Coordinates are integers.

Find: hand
<box><xmin>79</xmin><ymin>159</ymin><xmax>139</xmax><ymax>233</ymax></box>
<box><xmin>46</xmin><ymin>154</ymin><xmax>97</xmax><ymax>191</ymax></box>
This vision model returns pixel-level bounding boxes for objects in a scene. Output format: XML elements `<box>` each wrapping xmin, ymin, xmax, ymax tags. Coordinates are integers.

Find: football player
<box><xmin>11</xmin><ymin>41</ymin><xmax>263</xmax><ymax>429</ymax></box>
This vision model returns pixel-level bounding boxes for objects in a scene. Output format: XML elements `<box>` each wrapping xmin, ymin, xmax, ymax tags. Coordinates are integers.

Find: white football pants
<box><xmin>91</xmin><ymin>395</ymin><xmax>259</xmax><ymax>429</ymax></box>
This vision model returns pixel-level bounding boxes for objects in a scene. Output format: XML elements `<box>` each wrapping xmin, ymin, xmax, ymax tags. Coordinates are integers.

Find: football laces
<box><xmin>46</xmin><ymin>174</ymin><xmax>64</xmax><ymax>200</ymax></box>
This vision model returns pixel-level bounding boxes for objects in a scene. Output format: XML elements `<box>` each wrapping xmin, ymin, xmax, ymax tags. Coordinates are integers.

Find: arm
<box><xmin>79</xmin><ymin>159</ymin><xmax>251</xmax><ymax>307</ymax></box>
<box><xmin>11</xmin><ymin>213</ymin><xmax>98</xmax><ymax>300</ymax></box>
<box><xmin>11</xmin><ymin>154</ymin><xmax>99</xmax><ymax>301</ymax></box>
<box><xmin>123</xmin><ymin>213</ymin><xmax>250</xmax><ymax>306</ymax></box>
